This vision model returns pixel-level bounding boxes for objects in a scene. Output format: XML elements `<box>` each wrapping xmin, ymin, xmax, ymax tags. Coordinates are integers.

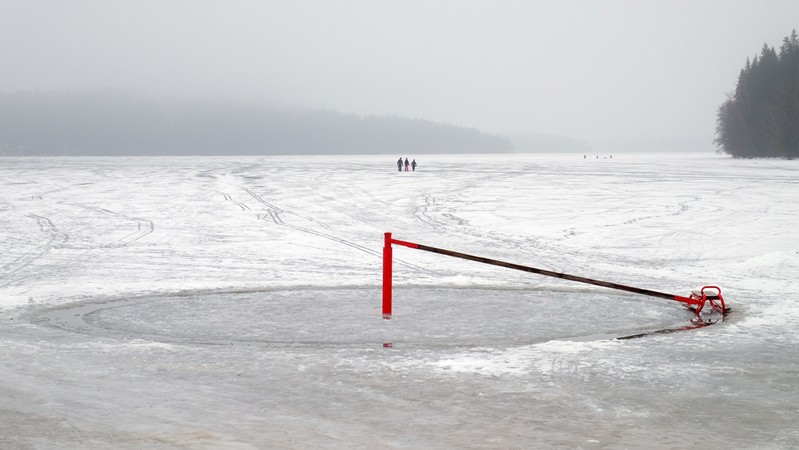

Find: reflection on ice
<box><xmin>32</xmin><ymin>287</ymin><xmax>693</xmax><ymax>347</ymax></box>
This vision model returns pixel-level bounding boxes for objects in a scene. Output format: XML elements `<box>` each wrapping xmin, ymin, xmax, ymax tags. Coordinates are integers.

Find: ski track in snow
<box><xmin>1</xmin><ymin>153</ymin><xmax>798</xmax><ymax>449</ymax></box>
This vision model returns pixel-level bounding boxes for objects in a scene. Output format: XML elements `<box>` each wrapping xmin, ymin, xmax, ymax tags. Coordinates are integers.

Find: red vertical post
<box><xmin>382</xmin><ymin>232</ymin><xmax>392</xmax><ymax>319</ymax></box>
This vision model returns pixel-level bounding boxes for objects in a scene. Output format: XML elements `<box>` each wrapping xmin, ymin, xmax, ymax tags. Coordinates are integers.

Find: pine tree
<box><xmin>779</xmin><ymin>29</ymin><xmax>799</xmax><ymax>158</ymax></box>
<box><xmin>715</xmin><ymin>31</ymin><xmax>799</xmax><ymax>158</ymax></box>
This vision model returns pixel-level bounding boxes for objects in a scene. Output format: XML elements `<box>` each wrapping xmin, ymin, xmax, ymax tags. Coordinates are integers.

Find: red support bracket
<box><xmin>680</xmin><ymin>285</ymin><xmax>727</xmax><ymax>320</ymax></box>
<box><xmin>390</xmin><ymin>238</ymin><xmax>419</xmax><ymax>249</ymax></box>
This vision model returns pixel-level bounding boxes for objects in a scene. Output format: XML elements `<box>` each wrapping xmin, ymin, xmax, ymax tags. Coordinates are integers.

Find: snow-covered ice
<box><xmin>1</xmin><ymin>153</ymin><xmax>798</xmax><ymax>448</ymax></box>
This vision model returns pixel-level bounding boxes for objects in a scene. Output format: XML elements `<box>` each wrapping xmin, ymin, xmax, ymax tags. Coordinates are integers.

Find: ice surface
<box><xmin>1</xmin><ymin>153</ymin><xmax>798</xmax><ymax>448</ymax></box>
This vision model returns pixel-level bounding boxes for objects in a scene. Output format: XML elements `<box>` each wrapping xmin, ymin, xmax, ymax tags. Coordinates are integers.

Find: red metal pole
<box><xmin>382</xmin><ymin>232</ymin><xmax>393</xmax><ymax>319</ymax></box>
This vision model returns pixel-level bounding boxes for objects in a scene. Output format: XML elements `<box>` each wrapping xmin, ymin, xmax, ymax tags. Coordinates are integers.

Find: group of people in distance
<box><xmin>397</xmin><ymin>157</ymin><xmax>417</xmax><ymax>172</ymax></box>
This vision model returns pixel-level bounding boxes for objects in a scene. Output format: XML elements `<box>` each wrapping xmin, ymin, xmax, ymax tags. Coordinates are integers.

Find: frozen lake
<box><xmin>1</xmin><ymin>153</ymin><xmax>798</xmax><ymax>448</ymax></box>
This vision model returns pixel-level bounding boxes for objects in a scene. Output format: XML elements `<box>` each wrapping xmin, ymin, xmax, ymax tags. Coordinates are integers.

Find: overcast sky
<box><xmin>2</xmin><ymin>0</ymin><xmax>798</xmax><ymax>150</ymax></box>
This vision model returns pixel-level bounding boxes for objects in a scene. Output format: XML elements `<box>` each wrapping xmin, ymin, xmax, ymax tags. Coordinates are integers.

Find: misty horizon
<box><xmin>0</xmin><ymin>89</ymin><xmax>515</xmax><ymax>156</ymax></box>
<box><xmin>2</xmin><ymin>1</ymin><xmax>797</xmax><ymax>155</ymax></box>
<box><xmin>0</xmin><ymin>88</ymin><xmax>719</xmax><ymax>156</ymax></box>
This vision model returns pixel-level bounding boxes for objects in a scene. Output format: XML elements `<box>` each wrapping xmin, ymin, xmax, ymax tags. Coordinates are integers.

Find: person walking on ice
<box><xmin>411</xmin><ymin>159</ymin><xmax>417</xmax><ymax>171</ymax></box>
<box><xmin>404</xmin><ymin>158</ymin><xmax>410</xmax><ymax>171</ymax></box>
<box><xmin>397</xmin><ymin>157</ymin><xmax>403</xmax><ymax>172</ymax></box>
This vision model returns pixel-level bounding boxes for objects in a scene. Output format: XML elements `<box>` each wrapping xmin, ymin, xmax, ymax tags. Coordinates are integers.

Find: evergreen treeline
<box><xmin>715</xmin><ymin>30</ymin><xmax>799</xmax><ymax>158</ymax></box>
<box><xmin>0</xmin><ymin>90</ymin><xmax>512</xmax><ymax>156</ymax></box>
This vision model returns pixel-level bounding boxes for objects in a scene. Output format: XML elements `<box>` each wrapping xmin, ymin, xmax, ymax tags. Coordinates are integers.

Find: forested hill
<box><xmin>715</xmin><ymin>30</ymin><xmax>799</xmax><ymax>158</ymax></box>
<box><xmin>0</xmin><ymin>90</ymin><xmax>512</xmax><ymax>156</ymax></box>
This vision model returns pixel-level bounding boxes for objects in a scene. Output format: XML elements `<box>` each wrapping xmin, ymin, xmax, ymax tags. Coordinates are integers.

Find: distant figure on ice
<box><xmin>397</xmin><ymin>157</ymin><xmax>403</xmax><ymax>172</ymax></box>
<box><xmin>411</xmin><ymin>159</ymin><xmax>417</xmax><ymax>171</ymax></box>
<box><xmin>404</xmin><ymin>158</ymin><xmax>410</xmax><ymax>171</ymax></box>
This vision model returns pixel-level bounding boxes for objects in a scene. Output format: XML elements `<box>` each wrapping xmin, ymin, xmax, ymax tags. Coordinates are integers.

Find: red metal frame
<box><xmin>681</xmin><ymin>285</ymin><xmax>727</xmax><ymax>319</ymax></box>
<box><xmin>382</xmin><ymin>232</ymin><xmax>728</xmax><ymax>320</ymax></box>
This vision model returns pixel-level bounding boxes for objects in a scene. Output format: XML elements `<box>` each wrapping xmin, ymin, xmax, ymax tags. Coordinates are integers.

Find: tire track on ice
<box><xmin>217</xmin><ymin>191</ymin><xmax>251</xmax><ymax>211</ymax></box>
<box><xmin>0</xmin><ymin>214</ymin><xmax>69</xmax><ymax>287</ymax></box>
<box><xmin>1</xmin><ymin>204</ymin><xmax>155</xmax><ymax>288</ymax></box>
<box><xmin>237</xmin><ymin>185</ymin><xmax>424</xmax><ymax>271</ymax></box>
<box><xmin>64</xmin><ymin>203</ymin><xmax>155</xmax><ymax>249</ymax></box>
<box><xmin>410</xmin><ymin>174</ymin><xmax>556</xmax><ymax>260</ymax></box>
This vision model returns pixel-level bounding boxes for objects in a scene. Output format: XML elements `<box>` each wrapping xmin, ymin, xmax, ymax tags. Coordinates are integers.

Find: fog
<box><xmin>2</xmin><ymin>0</ymin><xmax>798</xmax><ymax>152</ymax></box>
<box><xmin>0</xmin><ymin>90</ymin><xmax>513</xmax><ymax>156</ymax></box>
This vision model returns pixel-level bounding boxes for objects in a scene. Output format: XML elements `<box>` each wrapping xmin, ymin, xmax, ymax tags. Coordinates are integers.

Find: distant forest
<box><xmin>0</xmin><ymin>90</ymin><xmax>512</xmax><ymax>156</ymax></box>
<box><xmin>715</xmin><ymin>30</ymin><xmax>799</xmax><ymax>158</ymax></box>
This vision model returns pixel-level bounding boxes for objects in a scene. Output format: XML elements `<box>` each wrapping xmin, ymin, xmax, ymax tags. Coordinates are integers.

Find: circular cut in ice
<box><xmin>37</xmin><ymin>287</ymin><xmax>692</xmax><ymax>347</ymax></box>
